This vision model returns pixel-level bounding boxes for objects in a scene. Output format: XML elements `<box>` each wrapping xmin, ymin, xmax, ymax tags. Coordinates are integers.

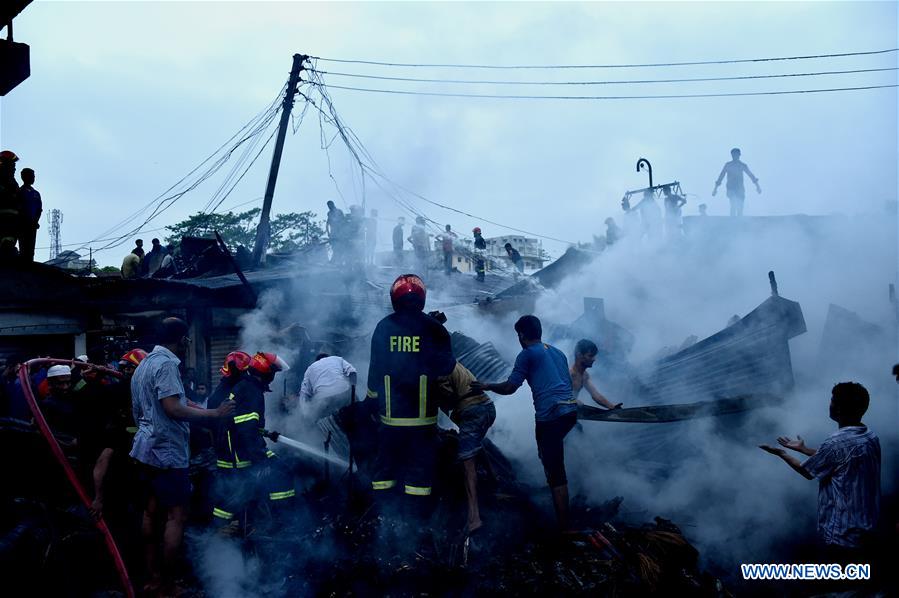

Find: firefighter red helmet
<box><xmin>390</xmin><ymin>274</ymin><xmax>426</xmax><ymax>311</ymax></box>
<box><xmin>119</xmin><ymin>348</ymin><xmax>148</xmax><ymax>367</ymax></box>
<box><xmin>472</xmin><ymin>227</ymin><xmax>481</xmax><ymax>234</ymax></box>
<box><xmin>0</xmin><ymin>150</ymin><xmax>18</xmax><ymax>163</ymax></box>
<box><xmin>249</xmin><ymin>352</ymin><xmax>290</xmax><ymax>377</ymax></box>
<box><xmin>220</xmin><ymin>350</ymin><xmax>252</xmax><ymax>377</ymax></box>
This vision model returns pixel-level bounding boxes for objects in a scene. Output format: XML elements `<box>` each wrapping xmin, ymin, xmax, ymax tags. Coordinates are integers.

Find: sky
<box><xmin>1</xmin><ymin>1</ymin><xmax>897</xmax><ymax>267</ymax></box>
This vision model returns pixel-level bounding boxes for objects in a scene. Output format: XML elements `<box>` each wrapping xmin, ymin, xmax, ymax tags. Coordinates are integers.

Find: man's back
<box><xmin>510</xmin><ymin>343</ymin><xmax>576</xmax><ymax>422</ymax></box>
<box><xmin>368</xmin><ymin>310</ymin><xmax>456</xmax><ymax>425</ymax></box>
<box><xmin>121</xmin><ymin>253</ymin><xmax>141</xmax><ymax>278</ymax></box>
<box><xmin>392</xmin><ymin>225</ymin><xmax>404</xmax><ymax>249</ymax></box>
<box><xmin>802</xmin><ymin>425</ymin><xmax>881</xmax><ymax>547</ymax></box>
<box><xmin>301</xmin><ymin>356</ymin><xmax>355</xmax><ymax>400</ymax></box>
<box><xmin>129</xmin><ymin>346</ymin><xmax>190</xmax><ymax>468</ymax></box>
<box><xmin>17</xmin><ymin>185</ymin><xmax>41</xmax><ymax>224</ymax></box>
<box><xmin>411</xmin><ymin>225</ymin><xmax>427</xmax><ymax>250</ymax></box>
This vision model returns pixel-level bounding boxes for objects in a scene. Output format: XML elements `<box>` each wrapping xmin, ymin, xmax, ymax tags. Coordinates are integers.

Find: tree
<box><xmin>270</xmin><ymin>211</ymin><xmax>325</xmax><ymax>252</ymax></box>
<box><xmin>165</xmin><ymin>208</ymin><xmax>325</xmax><ymax>253</ymax></box>
<box><xmin>165</xmin><ymin>209</ymin><xmax>260</xmax><ymax>249</ymax></box>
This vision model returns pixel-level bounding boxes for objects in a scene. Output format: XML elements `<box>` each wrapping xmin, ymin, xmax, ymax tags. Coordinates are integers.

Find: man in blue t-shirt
<box><xmin>471</xmin><ymin>314</ymin><xmax>578</xmax><ymax>531</ymax></box>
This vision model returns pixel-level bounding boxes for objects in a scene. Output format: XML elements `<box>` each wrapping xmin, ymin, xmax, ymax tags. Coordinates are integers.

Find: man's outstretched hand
<box><xmin>777</xmin><ymin>435</ymin><xmax>807</xmax><ymax>453</ymax></box>
<box><xmin>759</xmin><ymin>444</ymin><xmax>785</xmax><ymax>457</ymax></box>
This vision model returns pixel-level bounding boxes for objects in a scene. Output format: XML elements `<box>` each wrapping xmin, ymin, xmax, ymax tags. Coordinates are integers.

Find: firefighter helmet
<box><xmin>119</xmin><ymin>348</ymin><xmax>148</xmax><ymax>367</ymax></box>
<box><xmin>0</xmin><ymin>150</ymin><xmax>18</xmax><ymax>163</ymax></box>
<box><xmin>249</xmin><ymin>352</ymin><xmax>290</xmax><ymax>377</ymax></box>
<box><xmin>220</xmin><ymin>350</ymin><xmax>252</xmax><ymax>377</ymax></box>
<box><xmin>472</xmin><ymin>227</ymin><xmax>481</xmax><ymax>234</ymax></box>
<box><xmin>390</xmin><ymin>274</ymin><xmax>426</xmax><ymax>312</ymax></box>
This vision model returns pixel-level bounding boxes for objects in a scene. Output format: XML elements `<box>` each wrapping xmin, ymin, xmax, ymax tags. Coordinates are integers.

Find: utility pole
<box><xmin>252</xmin><ymin>53</ymin><xmax>308</xmax><ymax>267</ymax></box>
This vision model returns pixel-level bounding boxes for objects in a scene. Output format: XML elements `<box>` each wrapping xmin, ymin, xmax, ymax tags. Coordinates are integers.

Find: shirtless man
<box><xmin>570</xmin><ymin>339</ymin><xmax>622</xmax><ymax>410</ymax></box>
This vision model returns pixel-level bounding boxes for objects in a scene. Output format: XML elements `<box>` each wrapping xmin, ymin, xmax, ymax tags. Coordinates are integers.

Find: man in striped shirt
<box><xmin>760</xmin><ymin>382</ymin><xmax>880</xmax><ymax>562</ymax></box>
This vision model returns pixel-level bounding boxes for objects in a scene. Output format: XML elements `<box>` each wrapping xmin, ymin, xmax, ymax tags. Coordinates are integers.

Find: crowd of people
<box><xmin>0</xmin><ymin>272</ymin><xmax>631</xmax><ymax>595</ymax></box>
<box><xmin>0</xmin><ymin>266</ymin><xmax>893</xmax><ymax>594</ymax></box>
<box><xmin>121</xmin><ymin>238</ymin><xmax>179</xmax><ymax>279</ymax></box>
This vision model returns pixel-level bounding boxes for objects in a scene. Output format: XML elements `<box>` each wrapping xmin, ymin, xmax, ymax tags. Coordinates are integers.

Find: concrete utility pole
<box><xmin>252</xmin><ymin>53</ymin><xmax>308</xmax><ymax>267</ymax></box>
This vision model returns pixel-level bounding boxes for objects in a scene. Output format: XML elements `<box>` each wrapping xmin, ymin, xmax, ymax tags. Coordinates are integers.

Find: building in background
<box><xmin>45</xmin><ymin>250</ymin><xmax>95</xmax><ymax>272</ymax></box>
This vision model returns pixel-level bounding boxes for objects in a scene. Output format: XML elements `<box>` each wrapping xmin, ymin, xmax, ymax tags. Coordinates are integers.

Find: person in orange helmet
<box><xmin>209</xmin><ymin>351</ymin><xmax>296</xmax><ymax>529</ymax></box>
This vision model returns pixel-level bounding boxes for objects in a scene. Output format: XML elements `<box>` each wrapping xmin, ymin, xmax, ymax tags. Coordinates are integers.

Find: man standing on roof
<box><xmin>326</xmin><ymin>200</ymin><xmax>347</xmax><ymax>265</ymax></box>
<box><xmin>504</xmin><ymin>242</ymin><xmax>524</xmax><ymax>275</ymax></box>
<box><xmin>208</xmin><ymin>352</ymin><xmax>296</xmax><ymax>529</ymax></box>
<box><xmin>392</xmin><ymin>217</ymin><xmax>405</xmax><ymax>266</ymax></box>
<box><xmin>368</xmin><ymin>274</ymin><xmax>456</xmax><ymax>513</ymax></box>
<box><xmin>471</xmin><ymin>315</ymin><xmax>578</xmax><ymax>531</ymax></box>
<box><xmin>713</xmin><ymin>147</ymin><xmax>761</xmax><ymax>217</ymax></box>
<box><xmin>437</xmin><ymin>224</ymin><xmax>457</xmax><ymax>276</ymax></box>
<box><xmin>365</xmin><ymin>209</ymin><xmax>378</xmax><ymax>265</ymax></box>
<box><xmin>17</xmin><ymin>167</ymin><xmax>42</xmax><ymax>263</ymax></box>
<box><xmin>472</xmin><ymin>227</ymin><xmax>487</xmax><ymax>282</ymax></box>
<box><xmin>408</xmin><ymin>216</ymin><xmax>430</xmax><ymax>275</ymax></box>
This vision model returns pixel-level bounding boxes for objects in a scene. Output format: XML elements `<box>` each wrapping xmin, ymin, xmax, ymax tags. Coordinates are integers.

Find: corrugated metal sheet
<box><xmin>636</xmin><ymin>294</ymin><xmax>806</xmax><ymax>404</ymax></box>
<box><xmin>450</xmin><ymin>332</ymin><xmax>512</xmax><ymax>383</ymax></box>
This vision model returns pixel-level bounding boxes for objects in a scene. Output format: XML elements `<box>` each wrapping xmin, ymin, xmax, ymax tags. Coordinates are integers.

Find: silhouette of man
<box><xmin>713</xmin><ymin>148</ymin><xmax>761</xmax><ymax>217</ymax></box>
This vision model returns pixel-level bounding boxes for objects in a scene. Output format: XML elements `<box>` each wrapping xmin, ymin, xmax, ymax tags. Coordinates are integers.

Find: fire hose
<box><xmin>262</xmin><ymin>429</ymin><xmax>355</xmax><ymax>471</ymax></box>
<box><xmin>18</xmin><ymin>358</ymin><xmax>135</xmax><ymax>598</ymax></box>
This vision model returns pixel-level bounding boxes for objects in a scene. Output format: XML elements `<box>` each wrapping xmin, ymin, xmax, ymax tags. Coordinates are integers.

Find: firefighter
<box><xmin>368</xmin><ymin>274</ymin><xmax>456</xmax><ymax>507</ymax></box>
<box><xmin>208</xmin><ymin>351</ymin><xmax>252</xmax><ymax>409</ymax></box>
<box><xmin>189</xmin><ymin>351</ymin><xmax>251</xmax><ymax>524</ymax></box>
<box><xmin>472</xmin><ymin>227</ymin><xmax>486</xmax><ymax>282</ymax></box>
<box><xmin>210</xmin><ymin>352</ymin><xmax>295</xmax><ymax>528</ymax></box>
<box><xmin>0</xmin><ymin>150</ymin><xmax>21</xmax><ymax>258</ymax></box>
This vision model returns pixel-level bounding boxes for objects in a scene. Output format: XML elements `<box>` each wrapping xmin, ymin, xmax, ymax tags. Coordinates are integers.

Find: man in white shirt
<box><xmin>298</xmin><ymin>353</ymin><xmax>357</xmax><ymax>421</ymax></box>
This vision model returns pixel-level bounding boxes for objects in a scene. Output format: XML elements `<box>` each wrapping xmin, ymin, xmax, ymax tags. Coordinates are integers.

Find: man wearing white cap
<box><xmin>42</xmin><ymin>365</ymin><xmax>78</xmax><ymax>451</ymax></box>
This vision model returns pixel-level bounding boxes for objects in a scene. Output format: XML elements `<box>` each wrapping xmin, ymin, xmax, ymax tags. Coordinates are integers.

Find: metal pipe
<box><xmin>636</xmin><ymin>158</ymin><xmax>653</xmax><ymax>188</ymax></box>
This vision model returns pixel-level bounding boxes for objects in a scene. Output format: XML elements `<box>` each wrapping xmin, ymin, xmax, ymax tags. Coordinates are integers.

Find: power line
<box><xmin>92</xmin><ymin>102</ymin><xmax>284</xmax><ymax>252</ymax></box>
<box><xmin>35</xmin><ymin>197</ymin><xmax>268</xmax><ymax>252</ymax></box>
<box><xmin>310</xmin><ymin>48</ymin><xmax>899</xmax><ymax>70</ymax></box>
<box><xmin>87</xmin><ymin>87</ymin><xmax>285</xmax><ymax>246</ymax></box>
<box><xmin>310</xmin><ymin>81</ymin><xmax>898</xmax><ymax>100</ymax></box>
<box><xmin>302</xmin><ymin>79</ymin><xmax>580</xmax><ymax>245</ymax></box>
<box><xmin>309</xmin><ymin>66</ymin><xmax>898</xmax><ymax>87</ymax></box>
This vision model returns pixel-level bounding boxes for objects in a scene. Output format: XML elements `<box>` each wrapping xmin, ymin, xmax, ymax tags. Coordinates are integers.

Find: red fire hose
<box><xmin>18</xmin><ymin>358</ymin><xmax>135</xmax><ymax>598</ymax></box>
